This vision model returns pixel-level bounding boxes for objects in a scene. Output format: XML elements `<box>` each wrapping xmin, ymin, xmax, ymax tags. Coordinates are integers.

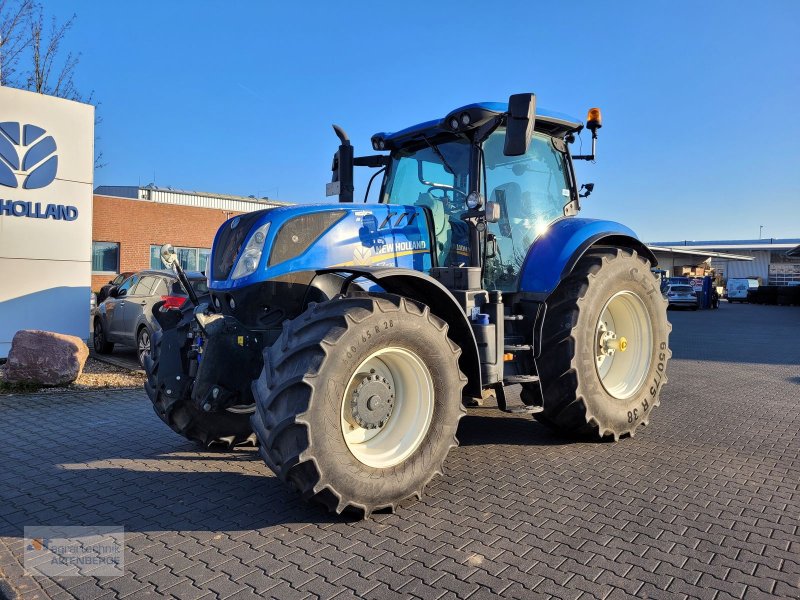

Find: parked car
<box><xmin>667</xmin><ymin>276</ymin><xmax>691</xmax><ymax>286</ymax></box>
<box><xmin>727</xmin><ymin>278</ymin><xmax>759</xmax><ymax>303</ymax></box>
<box><xmin>665</xmin><ymin>283</ymin><xmax>698</xmax><ymax>310</ymax></box>
<box><xmin>97</xmin><ymin>272</ymin><xmax>135</xmax><ymax>303</ymax></box>
<box><xmin>93</xmin><ymin>269</ymin><xmax>208</xmax><ymax>366</ymax></box>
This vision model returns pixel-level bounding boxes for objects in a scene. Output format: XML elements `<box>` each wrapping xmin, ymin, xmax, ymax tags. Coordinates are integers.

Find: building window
<box><xmin>92</xmin><ymin>241</ymin><xmax>119</xmax><ymax>273</ymax></box>
<box><xmin>150</xmin><ymin>245</ymin><xmax>210</xmax><ymax>273</ymax></box>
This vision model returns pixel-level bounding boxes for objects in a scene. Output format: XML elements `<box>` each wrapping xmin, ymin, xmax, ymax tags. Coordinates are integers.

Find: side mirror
<box><xmin>160</xmin><ymin>243</ymin><xmax>178</xmax><ymax>269</ymax></box>
<box><xmin>504</xmin><ymin>93</ymin><xmax>536</xmax><ymax>157</ymax></box>
<box><xmin>108</xmin><ymin>286</ymin><xmax>119</xmax><ymax>298</ymax></box>
<box><xmin>485</xmin><ymin>201</ymin><xmax>501</xmax><ymax>223</ymax></box>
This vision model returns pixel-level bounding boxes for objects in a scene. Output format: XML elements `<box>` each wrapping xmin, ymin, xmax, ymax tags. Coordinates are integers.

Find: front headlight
<box><xmin>231</xmin><ymin>223</ymin><xmax>270</xmax><ymax>279</ymax></box>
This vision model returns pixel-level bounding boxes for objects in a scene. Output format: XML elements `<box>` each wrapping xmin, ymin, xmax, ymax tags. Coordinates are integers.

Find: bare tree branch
<box><xmin>0</xmin><ymin>0</ymin><xmax>35</xmax><ymax>85</ymax></box>
<box><xmin>25</xmin><ymin>8</ymin><xmax>82</xmax><ymax>100</ymax></box>
<box><xmin>2</xmin><ymin>3</ymin><xmax>106</xmax><ymax>168</ymax></box>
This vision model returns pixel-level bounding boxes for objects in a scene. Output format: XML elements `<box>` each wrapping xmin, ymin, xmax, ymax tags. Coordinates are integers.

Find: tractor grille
<box><xmin>211</xmin><ymin>210</ymin><xmax>270</xmax><ymax>281</ymax></box>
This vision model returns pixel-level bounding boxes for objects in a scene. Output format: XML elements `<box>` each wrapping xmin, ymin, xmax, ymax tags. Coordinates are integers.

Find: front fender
<box><xmin>518</xmin><ymin>218</ymin><xmax>656</xmax><ymax>298</ymax></box>
<box><xmin>316</xmin><ymin>266</ymin><xmax>482</xmax><ymax>398</ymax></box>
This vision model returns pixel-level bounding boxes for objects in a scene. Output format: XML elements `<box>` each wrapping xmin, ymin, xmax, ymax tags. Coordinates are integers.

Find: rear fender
<box><xmin>316</xmin><ymin>266</ymin><xmax>482</xmax><ymax>398</ymax></box>
<box><xmin>518</xmin><ymin>218</ymin><xmax>657</xmax><ymax>298</ymax></box>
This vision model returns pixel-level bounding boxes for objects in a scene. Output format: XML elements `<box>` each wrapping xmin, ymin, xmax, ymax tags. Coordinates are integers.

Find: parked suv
<box><xmin>97</xmin><ymin>272</ymin><xmax>135</xmax><ymax>303</ymax></box>
<box><xmin>93</xmin><ymin>270</ymin><xmax>209</xmax><ymax>366</ymax></box>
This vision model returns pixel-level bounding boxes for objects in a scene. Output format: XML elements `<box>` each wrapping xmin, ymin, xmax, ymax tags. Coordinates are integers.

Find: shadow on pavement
<box><xmin>0</xmin><ymin>466</ymin><xmax>355</xmax><ymax>537</ymax></box>
<box><xmin>456</xmin><ymin>409</ymin><xmax>582</xmax><ymax>447</ymax></box>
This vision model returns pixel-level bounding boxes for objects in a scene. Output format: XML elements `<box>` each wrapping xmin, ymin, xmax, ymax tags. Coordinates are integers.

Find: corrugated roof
<box><xmin>650</xmin><ymin>238</ymin><xmax>800</xmax><ymax>250</ymax></box>
<box><xmin>94</xmin><ymin>185</ymin><xmax>292</xmax><ymax>213</ymax></box>
<box><xmin>648</xmin><ymin>246</ymin><xmax>754</xmax><ymax>261</ymax></box>
<box><xmin>95</xmin><ymin>185</ymin><xmax>291</xmax><ymax>205</ymax></box>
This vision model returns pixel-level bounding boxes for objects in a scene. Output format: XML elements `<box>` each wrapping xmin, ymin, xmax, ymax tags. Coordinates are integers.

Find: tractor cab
<box><xmin>334</xmin><ymin>96</ymin><xmax>591</xmax><ymax>291</ymax></box>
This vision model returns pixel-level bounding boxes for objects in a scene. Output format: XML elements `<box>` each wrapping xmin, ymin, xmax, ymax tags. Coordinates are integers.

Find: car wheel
<box><xmin>137</xmin><ymin>327</ymin><xmax>152</xmax><ymax>367</ymax></box>
<box><xmin>93</xmin><ymin>319</ymin><xmax>114</xmax><ymax>354</ymax></box>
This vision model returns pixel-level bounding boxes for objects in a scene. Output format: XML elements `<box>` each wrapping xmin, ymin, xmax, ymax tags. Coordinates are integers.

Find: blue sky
<box><xmin>47</xmin><ymin>0</ymin><xmax>799</xmax><ymax>242</ymax></box>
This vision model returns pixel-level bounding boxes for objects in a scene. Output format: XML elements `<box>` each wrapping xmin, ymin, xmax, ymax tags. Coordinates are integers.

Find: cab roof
<box><xmin>374</xmin><ymin>102</ymin><xmax>582</xmax><ymax>147</ymax></box>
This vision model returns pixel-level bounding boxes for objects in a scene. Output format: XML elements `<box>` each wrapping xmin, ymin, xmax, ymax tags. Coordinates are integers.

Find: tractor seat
<box><xmin>416</xmin><ymin>192</ymin><xmax>450</xmax><ymax>263</ymax></box>
<box><xmin>415</xmin><ymin>192</ymin><xmax>469</xmax><ymax>266</ymax></box>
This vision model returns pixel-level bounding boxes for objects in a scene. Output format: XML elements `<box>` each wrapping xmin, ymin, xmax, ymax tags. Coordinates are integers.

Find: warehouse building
<box><xmin>91</xmin><ymin>185</ymin><xmax>289</xmax><ymax>291</ymax></box>
<box><xmin>649</xmin><ymin>238</ymin><xmax>800</xmax><ymax>284</ymax></box>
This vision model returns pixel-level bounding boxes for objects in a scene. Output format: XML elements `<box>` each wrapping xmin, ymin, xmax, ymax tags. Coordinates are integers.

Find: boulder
<box><xmin>2</xmin><ymin>330</ymin><xmax>89</xmax><ymax>386</ymax></box>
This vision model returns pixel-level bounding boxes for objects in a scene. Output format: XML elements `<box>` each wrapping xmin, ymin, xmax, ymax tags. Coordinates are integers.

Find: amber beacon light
<box><xmin>586</xmin><ymin>107</ymin><xmax>602</xmax><ymax>131</ymax></box>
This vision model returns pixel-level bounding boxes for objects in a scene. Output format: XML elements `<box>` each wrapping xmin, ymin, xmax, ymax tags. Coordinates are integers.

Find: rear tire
<box><xmin>251</xmin><ymin>294</ymin><xmax>466</xmax><ymax>516</ymax></box>
<box><xmin>137</xmin><ymin>326</ymin><xmax>152</xmax><ymax>367</ymax></box>
<box><xmin>145</xmin><ymin>322</ymin><xmax>254</xmax><ymax>448</ymax></box>
<box><xmin>93</xmin><ymin>319</ymin><xmax>114</xmax><ymax>354</ymax></box>
<box><xmin>523</xmin><ymin>249</ymin><xmax>671</xmax><ymax>440</ymax></box>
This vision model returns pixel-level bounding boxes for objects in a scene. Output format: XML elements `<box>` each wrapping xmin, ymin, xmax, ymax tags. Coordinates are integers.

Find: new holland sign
<box><xmin>0</xmin><ymin>121</ymin><xmax>58</xmax><ymax>189</ymax></box>
<box><xmin>0</xmin><ymin>87</ymin><xmax>94</xmax><ymax>358</ymax></box>
<box><xmin>0</xmin><ymin>119</ymin><xmax>79</xmax><ymax>222</ymax></box>
<box><xmin>0</xmin><ymin>200</ymin><xmax>78</xmax><ymax>220</ymax></box>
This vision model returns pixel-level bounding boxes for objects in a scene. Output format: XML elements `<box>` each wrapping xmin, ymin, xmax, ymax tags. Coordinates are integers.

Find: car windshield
<box><xmin>671</xmin><ymin>285</ymin><xmax>693</xmax><ymax>293</ymax></box>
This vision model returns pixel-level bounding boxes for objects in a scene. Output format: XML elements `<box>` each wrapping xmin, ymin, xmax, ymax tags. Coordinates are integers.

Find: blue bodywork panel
<box><xmin>208</xmin><ymin>203</ymin><xmax>433</xmax><ymax>290</ymax></box>
<box><xmin>517</xmin><ymin>218</ymin><xmax>642</xmax><ymax>296</ymax></box>
<box><xmin>375</xmin><ymin>103</ymin><xmax>582</xmax><ymax>144</ymax></box>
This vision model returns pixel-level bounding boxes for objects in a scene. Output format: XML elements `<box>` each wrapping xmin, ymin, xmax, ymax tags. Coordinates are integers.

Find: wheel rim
<box><xmin>594</xmin><ymin>291</ymin><xmax>653</xmax><ymax>400</ymax></box>
<box><xmin>138</xmin><ymin>330</ymin><xmax>151</xmax><ymax>365</ymax></box>
<box><xmin>341</xmin><ymin>347</ymin><xmax>434</xmax><ymax>468</ymax></box>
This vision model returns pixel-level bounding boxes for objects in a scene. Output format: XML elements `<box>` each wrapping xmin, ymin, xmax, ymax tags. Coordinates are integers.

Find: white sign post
<box><xmin>0</xmin><ymin>87</ymin><xmax>94</xmax><ymax>358</ymax></box>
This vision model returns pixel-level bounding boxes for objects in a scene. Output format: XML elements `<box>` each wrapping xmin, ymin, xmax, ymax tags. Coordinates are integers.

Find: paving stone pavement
<box><xmin>1</xmin><ymin>303</ymin><xmax>798</xmax><ymax>599</ymax></box>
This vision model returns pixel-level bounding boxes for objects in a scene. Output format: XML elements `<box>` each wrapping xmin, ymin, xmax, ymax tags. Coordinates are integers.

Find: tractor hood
<box><xmin>207</xmin><ymin>203</ymin><xmax>434</xmax><ymax>291</ymax></box>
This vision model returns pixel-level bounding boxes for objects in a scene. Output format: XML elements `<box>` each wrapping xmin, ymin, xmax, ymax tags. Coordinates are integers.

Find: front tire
<box><xmin>251</xmin><ymin>294</ymin><xmax>466</xmax><ymax>516</ymax></box>
<box><xmin>525</xmin><ymin>249</ymin><xmax>671</xmax><ymax>440</ymax></box>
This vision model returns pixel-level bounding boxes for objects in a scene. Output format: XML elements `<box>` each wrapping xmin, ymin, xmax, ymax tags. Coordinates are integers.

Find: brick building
<box><xmin>90</xmin><ymin>186</ymin><xmax>288</xmax><ymax>291</ymax></box>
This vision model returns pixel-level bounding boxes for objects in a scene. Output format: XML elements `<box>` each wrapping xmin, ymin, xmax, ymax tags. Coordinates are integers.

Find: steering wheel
<box><xmin>427</xmin><ymin>186</ymin><xmax>468</xmax><ymax>200</ymax></box>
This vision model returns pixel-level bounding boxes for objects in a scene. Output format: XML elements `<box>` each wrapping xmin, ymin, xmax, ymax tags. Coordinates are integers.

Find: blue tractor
<box><xmin>145</xmin><ymin>94</ymin><xmax>671</xmax><ymax>516</ymax></box>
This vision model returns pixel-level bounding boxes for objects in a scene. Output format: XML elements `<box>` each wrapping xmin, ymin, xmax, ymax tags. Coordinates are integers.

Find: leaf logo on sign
<box><xmin>0</xmin><ymin>122</ymin><xmax>58</xmax><ymax>189</ymax></box>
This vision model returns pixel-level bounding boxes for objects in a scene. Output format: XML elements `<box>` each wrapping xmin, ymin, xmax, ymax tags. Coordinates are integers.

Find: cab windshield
<box><xmin>383</xmin><ymin>139</ymin><xmax>471</xmax><ymax>266</ymax></box>
<box><xmin>483</xmin><ymin>129</ymin><xmax>571</xmax><ymax>290</ymax></box>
